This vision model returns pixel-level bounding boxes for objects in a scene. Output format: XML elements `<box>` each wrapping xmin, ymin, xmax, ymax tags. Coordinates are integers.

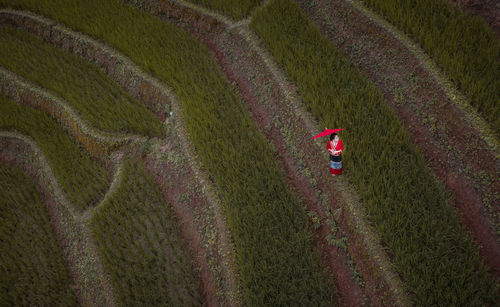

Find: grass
<box><xmin>0</xmin><ymin>25</ymin><xmax>162</xmax><ymax>137</ymax></box>
<box><xmin>91</xmin><ymin>158</ymin><xmax>201</xmax><ymax>306</ymax></box>
<box><xmin>0</xmin><ymin>94</ymin><xmax>108</xmax><ymax>210</ymax></box>
<box><xmin>250</xmin><ymin>0</ymin><xmax>499</xmax><ymax>305</ymax></box>
<box><xmin>361</xmin><ymin>0</ymin><xmax>500</xmax><ymax>135</ymax></box>
<box><xmin>182</xmin><ymin>0</ymin><xmax>262</xmax><ymax>19</ymax></box>
<box><xmin>0</xmin><ymin>0</ymin><xmax>336</xmax><ymax>304</ymax></box>
<box><xmin>0</xmin><ymin>164</ymin><xmax>78</xmax><ymax>306</ymax></box>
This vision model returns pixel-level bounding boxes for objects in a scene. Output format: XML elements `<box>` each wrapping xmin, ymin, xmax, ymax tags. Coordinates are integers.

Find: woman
<box><xmin>326</xmin><ymin>133</ymin><xmax>343</xmax><ymax>176</ymax></box>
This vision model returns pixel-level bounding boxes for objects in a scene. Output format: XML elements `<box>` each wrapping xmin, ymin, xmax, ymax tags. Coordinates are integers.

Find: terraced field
<box><xmin>0</xmin><ymin>0</ymin><xmax>498</xmax><ymax>306</ymax></box>
<box><xmin>0</xmin><ymin>164</ymin><xmax>77</xmax><ymax>306</ymax></box>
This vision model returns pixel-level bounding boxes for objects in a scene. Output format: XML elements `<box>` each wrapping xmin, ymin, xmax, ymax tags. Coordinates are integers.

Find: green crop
<box><xmin>183</xmin><ymin>0</ymin><xmax>262</xmax><ymax>19</ymax></box>
<box><xmin>0</xmin><ymin>164</ymin><xmax>77</xmax><ymax>306</ymax></box>
<box><xmin>0</xmin><ymin>94</ymin><xmax>108</xmax><ymax>210</ymax></box>
<box><xmin>0</xmin><ymin>0</ymin><xmax>336</xmax><ymax>303</ymax></box>
<box><xmin>91</xmin><ymin>159</ymin><xmax>201</xmax><ymax>306</ymax></box>
<box><xmin>0</xmin><ymin>26</ymin><xmax>161</xmax><ymax>137</ymax></box>
<box><xmin>362</xmin><ymin>0</ymin><xmax>500</xmax><ymax>135</ymax></box>
<box><xmin>250</xmin><ymin>0</ymin><xmax>499</xmax><ymax>305</ymax></box>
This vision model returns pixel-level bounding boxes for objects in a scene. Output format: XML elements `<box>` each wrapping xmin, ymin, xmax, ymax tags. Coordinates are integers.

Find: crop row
<box><xmin>0</xmin><ymin>93</ymin><xmax>108</xmax><ymax>210</ymax></box>
<box><xmin>250</xmin><ymin>0</ymin><xmax>499</xmax><ymax>305</ymax></box>
<box><xmin>362</xmin><ymin>0</ymin><xmax>500</xmax><ymax>135</ymax></box>
<box><xmin>0</xmin><ymin>25</ymin><xmax>162</xmax><ymax>137</ymax></box>
<box><xmin>0</xmin><ymin>163</ymin><xmax>77</xmax><ymax>306</ymax></box>
<box><xmin>0</xmin><ymin>0</ymin><xmax>337</xmax><ymax>304</ymax></box>
<box><xmin>91</xmin><ymin>158</ymin><xmax>200</xmax><ymax>306</ymax></box>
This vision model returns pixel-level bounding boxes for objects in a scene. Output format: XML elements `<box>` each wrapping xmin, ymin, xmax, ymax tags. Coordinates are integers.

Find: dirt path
<box><xmin>130</xmin><ymin>0</ymin><xmax>415</xmax><ymax>305</ymax></box>
<box><xmin>0</xmin><ymin>10</ymin><xmax>240</xmax><ymax>306</ymax></box>
<box><xmin>297</xmin><ymin>0</ymin><xmax>500</xmax><ymax>278</ymax></box>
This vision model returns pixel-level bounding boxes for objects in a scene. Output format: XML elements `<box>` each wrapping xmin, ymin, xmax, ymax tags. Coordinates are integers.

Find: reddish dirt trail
<box><xmin>298</xmin><ymin>0</ymin><xmax>500</xmax><ymax>277</ymax></box>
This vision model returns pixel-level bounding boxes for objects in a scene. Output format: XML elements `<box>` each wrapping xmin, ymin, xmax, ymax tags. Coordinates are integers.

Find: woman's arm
<box><xmin>336</xmin><ymin>140</ymin><xmax>344</xmax><ymax>155</ymax></box>
<box><xmin>332</xmin><ymin>140</ymin><xmax>343</xmax><ymax>155</ymax></box>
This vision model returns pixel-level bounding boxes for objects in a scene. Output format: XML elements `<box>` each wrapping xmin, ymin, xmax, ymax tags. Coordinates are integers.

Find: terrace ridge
<box><xmin>0</xmin><ymin>67</ymin><xmax>142</xmax><ymax>158</ymax></box>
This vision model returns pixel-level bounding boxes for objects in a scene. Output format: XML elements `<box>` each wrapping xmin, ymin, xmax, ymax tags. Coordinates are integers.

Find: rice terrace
<box><xmin>0</xmin><ymin>0</ymin><xmax>498</xmax><ymax>306</ymax></box>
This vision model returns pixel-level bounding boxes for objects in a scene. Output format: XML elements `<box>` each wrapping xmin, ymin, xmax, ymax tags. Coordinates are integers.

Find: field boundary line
<box><xmin>345</xmin><ymin>0</ymin><xmax>499</xmax><ymax>156</ymax></box>
<box><xmin>0</xmin><ymin>9</ymin><xmax>241</xmax><ymax>305</ymax></box>
<box><xmin>165</xmin><ymin>0</ymin><xmax>411</xmax><ymax>305</ymax></box>
<box><xmin>0</xmin><ymin>132</ymin><xmax>115</xmax><ymax>307</ymax></box>
<box><xmin>0</xmin><ymin>67</ymin><xmax>143</xmax><ymax>157</ymax></box>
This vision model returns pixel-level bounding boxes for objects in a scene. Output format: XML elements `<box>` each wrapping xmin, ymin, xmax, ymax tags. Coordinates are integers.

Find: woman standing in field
<box><xmin>327</xmin><ymin>133</ymin><xmax>343</xmax><ymax>176</ymax></box>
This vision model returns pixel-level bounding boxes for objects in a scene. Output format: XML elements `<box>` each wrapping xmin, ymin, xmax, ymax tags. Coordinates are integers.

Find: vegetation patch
<box><xmin>0</xmin><ymin>0</ymin><xmax>337</xmax><ymax>304</ymax></box>
<box><xmin>91</xmin><ymin>158</ymin><xmax>201</xmax><ymax>306</ymax></box>
<box><xmin>0</xmin><ymin>94</ymin><xmax>108</xmax><ymax>210</ymax></box>
<box><xmin>250</xmin><ymin>0</ymin><xmax>499</xmax><ymax>305</ymax></box>
<box><xmin>0</xmin><ymin>25</ymin><xmax>162</xmax><ymax>137</ymax></box>
<box><xmin>361</xmin><ymin>0</ymin><xmax>500</xmax><ymax>135</ymax></box>
<box><xmin>0</xmin><ymin>164</ymin><xmax>77</xmax><ymax>306</ymax></box>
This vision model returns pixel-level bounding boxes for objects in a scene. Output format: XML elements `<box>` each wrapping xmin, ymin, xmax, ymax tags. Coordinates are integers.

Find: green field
<box><xmin>91</xmin><ymin>159</ymin><xmax>201</xmax><ymax>306</ymax></box>
<box><xmin>0</xmin><ymin>0</ymin><xmax>337</xmax><ymax>304</ymax></box>
<box><xmin>362</xmin><ymin>0</ymin><xmax>500</xmax><ymax>135</ymax></box>
<box><xmin>0</xmin><ymin>94</ymin><xmax>108</xmax><ymax>210</ymax></box>
<box><xmin>0</xmin><ymin>25</ymin><xmax>161</xmax><ymax>137</ymax></box>
<box><xmin>250</xmin><ymin>0</ymin><xmax>499</xmax><ymax>305</ymax></box>
<box><xmin>0</xmin><ymin>0</ymin><xmax>497</xmax><ymax>305</ymax></box>
<box><xmin>0</xmin><ymin>164</ymin><xmax>77</xmax><ymax>306</ymax></box>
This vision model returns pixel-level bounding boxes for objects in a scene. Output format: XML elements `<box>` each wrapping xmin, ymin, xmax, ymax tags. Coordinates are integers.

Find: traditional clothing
<box><xmin>327</xmin><ymin>139</ymin><xmax>343</xmax><ymax>175</ymax></box>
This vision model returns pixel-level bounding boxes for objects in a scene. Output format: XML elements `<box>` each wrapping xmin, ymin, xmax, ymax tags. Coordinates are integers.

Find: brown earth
<box><xmin>298</xmin><ymin>0</ymin><xmax>500</xmax><ymax>278</ymax></box>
